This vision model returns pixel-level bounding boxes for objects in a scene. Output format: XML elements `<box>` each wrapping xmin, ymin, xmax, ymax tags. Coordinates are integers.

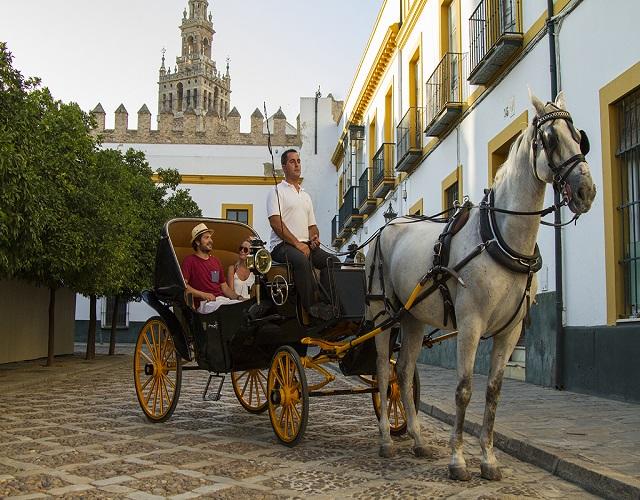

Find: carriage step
<box><xmin>203</xmin><ymin>373</ymin><xmax>225</xmax><ymax>401</ymax></box>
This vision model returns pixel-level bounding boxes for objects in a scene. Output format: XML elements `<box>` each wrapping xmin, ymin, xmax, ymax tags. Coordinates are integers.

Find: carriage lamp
<box><xmin>383</xmin><ymin>203</ymin><xmax>397</xmax><ymax>223</ymax></box>
<box><xmin>248</xmin><ymin>247</ymin><xmax>272</xmax><ymax>275</ymax></box>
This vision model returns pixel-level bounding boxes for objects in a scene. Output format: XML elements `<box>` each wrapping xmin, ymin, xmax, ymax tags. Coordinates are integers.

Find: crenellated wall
<box><xmin>90</xmin><ymin>104</ymin><xmax>302</xmax><ymax>146</ymax></box>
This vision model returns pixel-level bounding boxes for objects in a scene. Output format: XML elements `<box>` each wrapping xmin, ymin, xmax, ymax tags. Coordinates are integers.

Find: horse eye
<box><xmin>545</xmin><ymin>131</ymin><xmax>558</xmax><ymax>150</ymax></box>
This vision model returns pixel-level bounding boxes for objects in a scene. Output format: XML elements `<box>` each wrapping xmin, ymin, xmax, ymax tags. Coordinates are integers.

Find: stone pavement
<box><xmin>416</xmin><ymin>363</ymin><xmax>640</xmax><ymax>500</ymax></box>
<box><xmin>0</xmin><ymin>345</ymin><xmax>594</xmax><ymax>499</ymax></box>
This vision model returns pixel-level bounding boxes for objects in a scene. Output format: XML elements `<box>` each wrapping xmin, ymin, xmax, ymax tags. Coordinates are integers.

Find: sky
<box><xmin>0</xmin><ymin>0</ymin><xmax>383</xmax><ymax>129</ymax></box>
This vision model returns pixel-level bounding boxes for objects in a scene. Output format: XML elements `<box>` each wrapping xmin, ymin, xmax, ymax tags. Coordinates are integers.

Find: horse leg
<box><xmin>397</xmin><ymin>315</ymin><xmax>436</xmax><ymax>458</ymax></box>
<box><xmin>449</xmin><ymin>324</ymin><xmax>481</xmax><ymax>481</ymax></box>
<box><xmin>479</xmin><ymin>325</ymin><xmax>521</xmax><ymax>481</ymax></box>
<box><xmin>375</xmin><ymin>329</ymin><xmax>394</xmax><ymax>457</ymax></box>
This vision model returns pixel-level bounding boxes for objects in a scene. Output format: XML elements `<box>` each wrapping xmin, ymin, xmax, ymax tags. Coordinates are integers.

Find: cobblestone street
<box><xmin>0</xmin><ymin>351</ymin><xmax>595</xmax><ymax>499</ymax></box>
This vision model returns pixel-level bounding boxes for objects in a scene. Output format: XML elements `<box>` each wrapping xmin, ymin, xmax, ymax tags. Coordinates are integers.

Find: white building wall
<box><xmin>333</xmin><ymin>0</ymin><xmax>640</xmax><ymax>328</ymax></box>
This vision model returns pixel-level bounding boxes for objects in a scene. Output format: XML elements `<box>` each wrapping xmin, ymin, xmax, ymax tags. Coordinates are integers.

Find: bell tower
<box><xmin>158</xmin><ymin>0</ymin><xmax>231</xmax><ymax>119</ymax></box>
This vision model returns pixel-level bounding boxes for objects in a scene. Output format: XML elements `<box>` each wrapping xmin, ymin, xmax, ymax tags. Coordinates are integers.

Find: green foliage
<box><xmin>0</xmin><ymin>42</ymin><xmax>202</xmax><ymax>299</ymax></box>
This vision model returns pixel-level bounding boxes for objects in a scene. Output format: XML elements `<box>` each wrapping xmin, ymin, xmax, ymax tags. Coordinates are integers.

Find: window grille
<box><xmin>101</xmin><ymin>297</ymin><xmax>128</xmax><ymax>329</ymax></box>
<box><xmin>226</xmin><ymin>209</ymin><xmax>249</xmax><ymax>225</ymax></box>
<box><xmin>617</xmin><ymin>88</ymin><xmax>640</xmax><ymax>317</ymax></box>
<box><xmin>445</xmin><ymin>181</ymin><xmax>459</xmax><ymax>211</ymax></box>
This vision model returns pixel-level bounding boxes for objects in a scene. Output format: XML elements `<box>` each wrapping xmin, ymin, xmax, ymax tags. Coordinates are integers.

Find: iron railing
<box><xmin>339</xmin><ymin>186</ymin><xmax>358</xmax><ymax>231</ymax></box>
<box><xmin>396</xmin><ymin>107</ymin><xmax>423</xmax><ymax>166</ymax></box>
<box><xmin>372</xmin><ymin>143</ymin><xmax>395</xmax><ymax>190</ymax></box>
<box><xmin>425</xmin><ymin>52</ymin><xmax>468</xmax><ymax>128</ymax></box>
<box><xmin>357</xmin><ymin>168</ymin><xmax>371</xmax><ymax>208</ymax></box>
<box><xmin>617</xmin><ymin>88</ymin><xmax>640</xmax><ymax>317</ymax></box>
<box><xmin>469</xmin><ymin>0</ymin><xmax>522</xmax><ymax>72</ymax></box>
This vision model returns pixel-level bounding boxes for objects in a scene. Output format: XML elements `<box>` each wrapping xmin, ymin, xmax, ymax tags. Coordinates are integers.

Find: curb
<box><xmin>419</xmin><ymin>401</ymin><xmax>640</xmax><ymax>500</ymax></box>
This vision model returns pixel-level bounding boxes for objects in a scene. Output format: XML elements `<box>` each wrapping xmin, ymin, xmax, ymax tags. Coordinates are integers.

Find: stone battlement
<box><xmin>90</xmin><ymin>103</ymin><xmax>301</xmax><ymax>146</ymax></box>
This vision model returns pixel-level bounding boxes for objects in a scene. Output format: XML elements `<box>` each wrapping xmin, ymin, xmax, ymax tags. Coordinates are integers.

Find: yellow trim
<box><xmin>340</xmin><ymin>0</ymin><xmax>391</xmax><ymax>123</ymax></box>
<box><xmin>409</xmin><ymin>198</ymin><xmax>423</xmax><ymax>215</ymax></box>
<box><xmin>441</xmin><ymin>165</ymin><xmax>462</xmax><ymax>211</ymax></box>
<box><xmin>600</xmin><ymin>61</ymin><xmax>640</xmax><ymax>325</ymax></box>
<box><xmin>369</xmin><ymin>115</ymin><xmax>377</xmax><ymax>167</ymax></box>
<box><xmin>351</xmin><ymin>23</ymin><xmax>400</xmax><ymax>123</ymax></box>
<box><xmin>331</xmin><ymin>134</ymin><xmax>346</xmax><ymax>169</ymax></box>
<box><xmin>221</xmin><ymin>203</ymin><xmax>253</xmax><ymax>227</ymax></box>
<box><xmin>397</xmin><ymin>0</ymin><xmax>428</xmax><ymax>49</ymax></box>
<box><xmin>153</xmin><ymin>174</ymin><xmax>285</xmax><ymax>186</ymax></box>
<box><xmin>487</xmin><ymin>110</ymin><xmax>529</xmax><ymax>185</ymax></box>
<box><xmin>408</xmin><ymin>45</ymin><xmax>421</xmax><ymax>109</ymax></box>
<box><xmin>384</xmin><ymin>84</ymin><xmax>393</xmax><ymax>143</ymax></box>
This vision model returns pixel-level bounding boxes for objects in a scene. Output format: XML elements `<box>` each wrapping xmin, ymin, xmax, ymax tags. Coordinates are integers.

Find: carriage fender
<box><xmin>141</xmin><ymin>290</ymin><xmax>191</xmax><ymax>361</ymax></box>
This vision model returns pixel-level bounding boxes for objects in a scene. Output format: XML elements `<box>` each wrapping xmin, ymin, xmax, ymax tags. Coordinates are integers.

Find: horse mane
<box><xmin>492</xmin><ymin>124</ymin><xmax>534</xmax><ymax>188</ymax></box>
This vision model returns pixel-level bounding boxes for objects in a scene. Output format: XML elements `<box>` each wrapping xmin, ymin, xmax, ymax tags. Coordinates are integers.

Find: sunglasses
<box><xmin>239</xmin><ymin>246</ymin><xmax>251</xmax><ymax>253</ymax></box>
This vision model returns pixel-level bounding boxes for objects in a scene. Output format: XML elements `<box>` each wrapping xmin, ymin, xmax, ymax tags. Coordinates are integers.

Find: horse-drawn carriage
<box><xmin>133</xmin><ymin>217</ymin><xmax>419</xmax><ymax>445</ymax></box>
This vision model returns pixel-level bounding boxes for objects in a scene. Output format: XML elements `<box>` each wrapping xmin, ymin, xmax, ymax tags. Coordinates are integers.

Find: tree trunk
<box><xmin>109</xmin><ymin>295</ymin><xmax>119</xmax><ymax>355</ymax></box>
<box><xmin>86</xmin><ymin>294</ymin><xmax>97</xmax><ymax>360</ymax></box>
<box><xmin>46</xmin><ymin>286</ymin><xmax>56</xmax><ymax>367</ymax></box>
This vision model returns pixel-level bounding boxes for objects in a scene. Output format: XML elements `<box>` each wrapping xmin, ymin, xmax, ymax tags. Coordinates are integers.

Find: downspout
<box><xmin>314</xmin><ymin>93</ymin><xmax>319</xmax><ymax>155</ymax></box>
<box><xmin>547</xmin><ymin>0</ymin><xmax>564</xmax><ymax>390</ymax></box>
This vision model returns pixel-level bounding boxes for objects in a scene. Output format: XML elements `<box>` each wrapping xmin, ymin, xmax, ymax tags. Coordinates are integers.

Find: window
<box><xmin>101</xmin><ymin>297</ymin><xmax>128</xmax><ymax>329</ymax></box>
<box><xmin>442</xmin><ymin>165</ymin><xmax>463</xmax><ymax>211</ymax></box>
<box><xmin>601</xmin><ymin>62</ymin><xmax>640</xmax><ymax>324</ymax></box>
<box><xmin>409</xmin><ymin>198</ymin><xmax>423</xmax><ymax>215</ymax></box>
<box><xmin>617</xmin><ymin>88</ymin><xmax>640</xmax><ymax>318</ymax></box>
<box><xmin>487</xmin><ymin>110</ymin><xmax>528</xmax><ymax>184</ymax></box>
<box><xmin>222</xmin><ymin>204</ymin><xmax>253</xmax><ymax>226</ymax></box>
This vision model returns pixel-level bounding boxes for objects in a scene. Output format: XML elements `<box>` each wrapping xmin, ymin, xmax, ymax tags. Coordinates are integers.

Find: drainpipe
<box><xmin>547</xmin><ymin>0</ymin><xmax>564</xmax><ymax>390</ymax></box>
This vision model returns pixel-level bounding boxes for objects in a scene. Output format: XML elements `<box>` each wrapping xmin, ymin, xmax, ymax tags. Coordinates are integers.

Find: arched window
<box><xmin>188</xmin><ymin>36</ymin><xmax>195</xmax><ymax>55</ymax></box>
<box><xmin>169</xmin><ymin>93</ymin><xmax>173</xmax><ymax>110</ymax></box>
<box><xmin>162</xmin><ymin>94</ymin><xmax>166</xmax><ymax>110</ymax></box>
<box><xmin>213</xmin><ymin>87</ymin><xmax>219</xmax><ymax>114</ymax></box>
<box><xmin>193</xmin><ymin>88</ymin><xmax>198</xmax><ymax>108</ymax></box>
<box><xmin>186</xmin><ymin>89</ymin><xmax>191</xmax><ymax>108</ymax></box>
<box><xmin>177</xmin><ymin>83</ymin><xmax>183</xmax><ymax>111</ymax></box>
<box><xmin>203</xmin><ymin>38</ymin><xmax>210</xmax><ymax>58</ymax></box>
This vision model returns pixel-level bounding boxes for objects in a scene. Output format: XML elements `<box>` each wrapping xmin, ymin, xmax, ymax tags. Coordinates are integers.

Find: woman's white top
<box><xmin>234</xmin><ymin>270</ymin><xmax>255</xmax><ymax>299</ymax></box>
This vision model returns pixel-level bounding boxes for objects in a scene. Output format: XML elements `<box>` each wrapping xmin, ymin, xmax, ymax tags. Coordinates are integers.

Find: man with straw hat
<box><xmin>181</xmin><ymin>223</ymin><xmax>244</xmax><ymax>313</ymax></box>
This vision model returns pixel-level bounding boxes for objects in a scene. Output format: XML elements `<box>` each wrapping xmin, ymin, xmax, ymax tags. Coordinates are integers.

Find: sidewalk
<box><xmin>416</xmin><ymin>363</ymin><xmax>640</xmax><ymax>500</ymax></box>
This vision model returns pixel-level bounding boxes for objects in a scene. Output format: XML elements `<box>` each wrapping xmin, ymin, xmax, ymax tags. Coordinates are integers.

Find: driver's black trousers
<box><xmin>271</xmin><ymin>242</ymin><xmax>339</xmax><ymax>310</ymax></box>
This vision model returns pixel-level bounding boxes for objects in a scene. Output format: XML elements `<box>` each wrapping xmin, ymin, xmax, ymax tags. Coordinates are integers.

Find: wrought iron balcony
<box><xmin>331</xmin><ymin>215</ymin><xmax>343</xmax><ymax>248</ymax></box>
<box><xmin>357</xmin><ymin>168</ymin><xmax>376</xmax><ymax>215</ymax></box>
<box><xmin>372</xmin><ymin>143</ymin><xmax>396</xmax><ymax>199</ymax></box>
<box><xmin>396</xmin><ymin>107</ymin><xmax>424</xmax><ymax>172</ymax></box>
<box><xmin>468</xmin><ymin>0</ymin><xmax>523</xmax><ymax>85</ymax></box>
<box><xmin>339</xmin><ymin>185</ymin><xmax>363</xmax><ymax>233</ymax></box>
<box><xmin>424</xmin><ymin>52</ymin><xmax>468</xmax><ymax>137</ymax></box>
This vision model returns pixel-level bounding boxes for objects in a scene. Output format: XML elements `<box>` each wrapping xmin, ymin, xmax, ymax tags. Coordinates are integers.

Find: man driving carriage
<box><xmin>267</xmin><ymin>149</ymin><xmax>338</xmax><ymax>321</ymax></box>
<box><xmin>182</xmin><ymin>223</ymin><xmax>245</xmax><ymax>313</ymax></box>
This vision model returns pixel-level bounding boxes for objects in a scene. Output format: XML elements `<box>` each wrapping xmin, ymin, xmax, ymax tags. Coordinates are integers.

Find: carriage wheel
<box><xmin>267</xmin><ymin>346</ymin><xmax>309</xmax><ymax>446</ymax></box>
<box><xmin>371</xmin><ymin>360</ymin><xmax>420</xmax><ymax>436</ymax></box>
<box><xmin>231</xmin><ymin>369</ymin><xmax>269</xmax><ymax>414</ymax></box>
<box><xmin>133</xmin><ymin>316</ymin><xmax>182</xmax><ymax>423</ymax></box>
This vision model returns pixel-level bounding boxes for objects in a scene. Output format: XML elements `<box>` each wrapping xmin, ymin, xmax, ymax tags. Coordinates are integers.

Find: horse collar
<box><xmin>479</xmin><ymin>190</ymin><xmax>543</xmax><ymax>274</ymax></box>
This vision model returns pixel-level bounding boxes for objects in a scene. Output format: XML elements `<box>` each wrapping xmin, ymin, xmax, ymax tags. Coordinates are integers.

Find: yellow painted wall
<box><xmin>0</xmin><ymin>280</ymin><xmax>76</xmax><ymax>364</ymax></box>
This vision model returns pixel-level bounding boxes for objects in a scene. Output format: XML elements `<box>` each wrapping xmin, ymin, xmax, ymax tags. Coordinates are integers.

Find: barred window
<box><xmin>617</xmin><ymin>87</ymin><xmax>640</xmax><ymax>317</ymax></box>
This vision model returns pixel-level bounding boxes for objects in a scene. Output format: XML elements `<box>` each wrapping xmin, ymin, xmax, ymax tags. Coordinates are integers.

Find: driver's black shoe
<box><xmin>308</xmin><ymin>302</ymin><xmax>334</xmax><ymax>322</ymax></box>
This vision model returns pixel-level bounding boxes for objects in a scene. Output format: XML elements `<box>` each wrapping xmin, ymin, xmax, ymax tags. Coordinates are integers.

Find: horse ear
<box><xmin>554</xmin><ymin>91</ymin><xmax>567</xmax><ymax>110</ymax></box>
<box><xmin>530</xmin><ymin>91</ymin><xmax>546</xmax><ymax>117</ymax></box>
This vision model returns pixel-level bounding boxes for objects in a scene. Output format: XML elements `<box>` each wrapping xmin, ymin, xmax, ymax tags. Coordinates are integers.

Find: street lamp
<box><xmin>383</xmin><ymin>203</ymin><xmax>397</xmax><ymax>223</ymax></box>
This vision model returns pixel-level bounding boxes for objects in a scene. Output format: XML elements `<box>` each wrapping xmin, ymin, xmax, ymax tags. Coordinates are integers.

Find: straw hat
<box><xmin>190</xmin><ymin>223</ymin><xmax>213</xmax><ymax>244</ymax></box>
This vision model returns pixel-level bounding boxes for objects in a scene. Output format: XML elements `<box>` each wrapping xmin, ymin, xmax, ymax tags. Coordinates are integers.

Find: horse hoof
<box><xmin>413</xmin><ymin>445</ymin><xmax>440</xmax><ymax>458</ymax></box>
<box><xmin>448</xmin><ymin>465</ymin><xmax>471</xmax><ymax>481</ymax></box>
<box><xmin>480</xmin><ymin>463</ymin><xmax>502</xmax><ymax>481</ymax></box>
<box><xmin>379</xmin><ymin>444</ymin><xmax>395</xmax><ymax>458</ymax></box>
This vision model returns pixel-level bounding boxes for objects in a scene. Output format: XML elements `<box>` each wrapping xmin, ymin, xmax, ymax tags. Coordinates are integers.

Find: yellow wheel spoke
<box><xmin>241</xmin><ymin>371</ymin><xmax>251</xmax><ymax>397</ymax></box>
<box><xmin>257</xmin><ymin>372</ymin><xmax>267</xmax><ymax>399</ymax></box>
<box><xmin>145</xmin><ymin>376</ymin><xmax>157</xmax><ymax>405</ymax></box>
<box><xmin>140</xmin><ymin>350</ymin><xmax>154</xmax><ymax>365</ymax></box>
<box><xmin>143</xmin><ymin>332</ymin><xmax>155</xmax><ymax>362</ymax></box>
<box><xmin>165</xmin><ymin>374</ymin><xmax>176</xmax><ymax>390</ymax></box>
<box><xmin>141</xmin><ymin>375</ymin><xmax>154</xmax><ymax>391</ymax></box>
<box><xmin>291</xmin><ymin>401</ymin><xmax>301</xmax><ymax>423</ymax></box>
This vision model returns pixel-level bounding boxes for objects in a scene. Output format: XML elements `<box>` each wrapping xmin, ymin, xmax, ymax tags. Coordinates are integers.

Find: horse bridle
<box><xmin>532</xmin><ymin>108</ymin><xmax>590</xmax><ymax>197</ymax></box>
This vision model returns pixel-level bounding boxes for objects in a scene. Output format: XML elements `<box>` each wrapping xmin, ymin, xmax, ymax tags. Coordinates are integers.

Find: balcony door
<box><xmin>448</xmin><ymin>0</ymin><xmax>460</xmax><ymax>102</ymax></box>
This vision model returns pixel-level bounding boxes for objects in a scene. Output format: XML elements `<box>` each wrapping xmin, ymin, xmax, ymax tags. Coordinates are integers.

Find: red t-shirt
<box><xmin>181</xmin><ymin>254</ymin><xmax>226</xmax><ymax>303</ymax></box>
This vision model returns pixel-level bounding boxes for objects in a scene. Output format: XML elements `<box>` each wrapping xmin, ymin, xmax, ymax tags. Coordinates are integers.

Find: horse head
<box><xmin>530</xmin><ymin>91</ymin><xmax>597</xmax><ymax>214</ymax></box>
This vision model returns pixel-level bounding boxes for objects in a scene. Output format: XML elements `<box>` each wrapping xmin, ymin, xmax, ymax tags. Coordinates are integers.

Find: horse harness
<box><xmin>365</xmin><ymin>105</ymin><xmax>589</xmax><ymax>340</ymax></box>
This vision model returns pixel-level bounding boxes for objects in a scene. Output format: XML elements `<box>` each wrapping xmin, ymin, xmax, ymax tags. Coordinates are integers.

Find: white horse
<box><xmin>367</xmin><ymin>92</ymin><xmax>596</xmax><ymax>481</ymax></box>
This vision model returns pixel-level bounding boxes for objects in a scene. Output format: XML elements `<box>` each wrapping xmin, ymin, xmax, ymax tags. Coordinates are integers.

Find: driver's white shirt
<box><xmin>267</xmin><ymin>180</ymin><xmax>317</xmax><ymax>249</ymax></box>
